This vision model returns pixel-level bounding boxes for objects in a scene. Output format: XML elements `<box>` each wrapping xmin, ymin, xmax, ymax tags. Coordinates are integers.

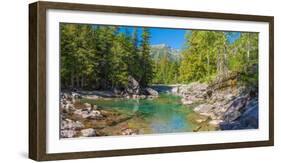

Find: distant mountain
<box><xmin>150</xmin><ymin>44</ymin><xmax>181</xmax><ymax>61</ymax></box>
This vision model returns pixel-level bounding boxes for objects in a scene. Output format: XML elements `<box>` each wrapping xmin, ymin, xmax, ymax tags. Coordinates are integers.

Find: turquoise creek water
<box><xmin>83</xmin><ymin>93</ymin><xmax>198</xmax><ymax>135</ymax></box>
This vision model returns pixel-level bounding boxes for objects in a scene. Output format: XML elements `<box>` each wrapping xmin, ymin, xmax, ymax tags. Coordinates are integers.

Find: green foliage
<box><xmin>60</xmin><ymin>24</ymin><xmax>155</xmax><ymax>90</ymax></box>
<box><xmin>179</xmin><ymin>31</ymin><xmax>223</xmax><ymax>83</ymax></box>
<box><xmin>152</xmin><ymin>55</ymin><xmax>180</xmax><ymax>84</ymax></box>
<box><xmin>61</xmin><ymin>23</ymin><xmax>258</xmax><ymax>90</ymax></box>
<box><xmin>139</xmin><ymin>28</ymin><xmax>154</xmax><ymax>86</ymax></box>
<box><xmin>178</xmin><ymin>31</ymin><xmax>258</xmax><ymax>86</ymax></box>
<box><xmin>227</xmin><ymin>33</ymin><xmax>259</xmax><ymax>87</ymax></box>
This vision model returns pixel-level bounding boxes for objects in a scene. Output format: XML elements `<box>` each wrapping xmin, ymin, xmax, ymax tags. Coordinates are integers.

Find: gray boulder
<box><xmin>224</xmin><ymin>96</ymin><xmax>247</xmax><ymax>122</ymax></box>
<box><xmin>239</xmin><ymin>99</ymin><xmax>258</xmax><ymax>128</ymax></box>
<box><xmin>126</xmin><ymin>76</ymin><xmax>140</xmax><ymax>95</ymax></box>
<box><xmin>220</xmin><ymin>98</ymin><xmax>258</xmax><ymax>130</ymax></box>
<box><xmin>145</xmin><ymin>87</ymin><xmax>159</xmax><ymax>96</ymax></box>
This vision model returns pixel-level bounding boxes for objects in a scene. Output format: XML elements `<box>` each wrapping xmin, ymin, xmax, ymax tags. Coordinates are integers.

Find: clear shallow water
<box><xmin>83</xmin><ymin>94</ymin><xmax>196</xmax><ymax>134</ymax></box>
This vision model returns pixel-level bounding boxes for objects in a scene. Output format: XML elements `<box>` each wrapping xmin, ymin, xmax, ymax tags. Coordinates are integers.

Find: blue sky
<box><xmin>118</xmin><ymin>26</ymin><xmax>241</xmax><ymax>49</ymax></box>
<box><xmin>119</xmin><ymin>27</ymin><xmax>186</xmax><ymax>49</ymax></box>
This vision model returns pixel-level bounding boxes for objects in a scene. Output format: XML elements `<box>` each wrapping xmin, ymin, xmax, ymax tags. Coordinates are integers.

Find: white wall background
<box><xmin>0</xmin><ymin>0</ymin><xmax>279</xmax><ymax>162</ymax></box>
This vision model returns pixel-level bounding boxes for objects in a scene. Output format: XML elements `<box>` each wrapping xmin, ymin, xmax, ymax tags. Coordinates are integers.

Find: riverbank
<box><xmin>169</xmin><ymin>72</ymin><xmax>258</xmax><ymax>130</ymax></box>
<box><xmin>60</xmin><ymin>72</ymin><xmax>258</xmax><ymax>138</ymax></box>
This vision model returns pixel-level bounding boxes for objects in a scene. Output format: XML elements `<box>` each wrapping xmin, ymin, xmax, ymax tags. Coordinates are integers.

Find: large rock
<box><xmin>224</xmin><ymin>96</ymin><xmax>248</xmax><ymax>122</ymax></box>
<box><xmin>220</xmin><ymin>98</ymin><xmax>258</xmax><ymax>130</ymax></box>
<box><xmin>126</xmin><ymin>76</ymin><xmax>140</xmax><ymax>95</ymax></box>
<box><xmin>178</xmin><ymin>83</ymin><xmax>208</xmax><ymax>95</ymax></box>
<box><xmin>177</xmin><ymin>83</ymin><xmax>209</xmax><ymax>105</ymax></box>
<box><xmin>208</xmin><ymin>71</ymin><xmax>239</xmax><ymax>91</ymax></box>
<box><xmin>145</xmin><ymin>87</ymin><xmax>159</xmax><ymax>96</ymax></box>
<box><xmin>239</xmin><ymin>99</ymin><xmax>258</xmax><ymax>128</ymax></box>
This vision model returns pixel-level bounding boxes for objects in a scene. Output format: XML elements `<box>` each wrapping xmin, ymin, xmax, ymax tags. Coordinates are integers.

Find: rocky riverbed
<box><xmin>60</xmin><ymin>72</ymin><xmax>258</xmax><ymax>138</ymax></box>
<box><xmin>60</xmin><ymin>92</ymin><xmax>143</xmax><ymax>138</ymax></box>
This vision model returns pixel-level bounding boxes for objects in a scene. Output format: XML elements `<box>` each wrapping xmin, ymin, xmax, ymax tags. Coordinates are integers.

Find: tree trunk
<box><xmin>76</xmin><ymin>75</ymin><xmax>80</xmax><ymax>88</ymax></box>
<box><xmin>81</xmin><ymin>76</ymin><xmax>84</xmax><ymax>89</ymax></box>
<box><xmin>71</xmin><ymin>71</ymin><xmax>74</xmax><ymax>88</ymax></box>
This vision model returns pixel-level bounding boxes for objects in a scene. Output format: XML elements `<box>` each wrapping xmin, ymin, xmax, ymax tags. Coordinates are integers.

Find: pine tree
<box><xmin>139</xmin><ymin>28</ymin><xmax>153</xmax><ymax>86</ymax></box>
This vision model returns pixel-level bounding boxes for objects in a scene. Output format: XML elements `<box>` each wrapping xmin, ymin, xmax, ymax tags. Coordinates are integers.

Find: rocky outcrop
<box><xmin>124</xmin><ymin>76</ymin><xmax>159</xmax><ymax>98</ymax></box>
<box><xmin>220</xmin><ymin>98</ymin><xmax>258</xmax><ymax>130</ymax></box>
<box><xmin>177</xmin><ymin>71</ymin><xmax>258</xmax><ymax>131</ymax></box>
<box><xmin>125</xmin><ymin>75</ymin><xmax>141</xmax><ymax>95</ymax></box>
<box><xmin>174</xmin><ymin>83</ymin><xmax>208</xmax><ymax>105</ymax></box>
<box><xmin>224</xmin><ymin>96</ymin><xmax>248</xmax><ymax>122</ymax></box>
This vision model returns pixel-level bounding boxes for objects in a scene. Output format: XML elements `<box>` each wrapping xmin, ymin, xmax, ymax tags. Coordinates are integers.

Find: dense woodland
<box><xmin>61</xmin><ymin>24</ymin><xmax>258</xmax><ymax>90</ymax></box>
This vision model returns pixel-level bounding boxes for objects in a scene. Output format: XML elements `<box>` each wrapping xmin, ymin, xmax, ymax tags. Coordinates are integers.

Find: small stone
<box><xmin>209</xmin><ymin>120</ymin><xmax>223</xmax><ymax>126</ymax></box>
<box><xmin>61</xmin><ymin>119</ymin><xmax>84</xmax><ymax>130</ymax></box>
<box><xmin>61</xmin><ymin>129</ymin><xmax>77</xmax><ymax>138</ymax></box>
<box><xmin>80</xmin><ymin>128</ymin><xmax>96</xmax><ymax>137</ymax></box>
<box><xmin>181</xmin><ymin>98</ymin><xmax>193</xmax><ymax>105</ymax></box>
<box><xmin>121</xmin><ymin>128</ymin><xmax>137</xmax><ymax>135</ymax></box>
<box><xmin>194</xmin><ymin>104</ymin><xmax>214</xmax><ymax>113</ymax></box>
<box><xmin>84</xmin><ymin>103</ymin><xmax>91</xmax><ymax>110</ymax></box>
<box><xmin>93</xmin><ymin>105</ymin><xmax>98</xmax><ymax>110</ymax></box>
<box><xmin>89</xmin><ymin>110</ymin><xmax>102</xmax><ymax>119</ymax></box>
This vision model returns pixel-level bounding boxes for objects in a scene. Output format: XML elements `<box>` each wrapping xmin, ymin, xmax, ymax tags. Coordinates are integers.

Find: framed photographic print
<box><xmin>29</xmin><ymin>1</ymin><xmax>274</xmax><ymax>161</ymax></box>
